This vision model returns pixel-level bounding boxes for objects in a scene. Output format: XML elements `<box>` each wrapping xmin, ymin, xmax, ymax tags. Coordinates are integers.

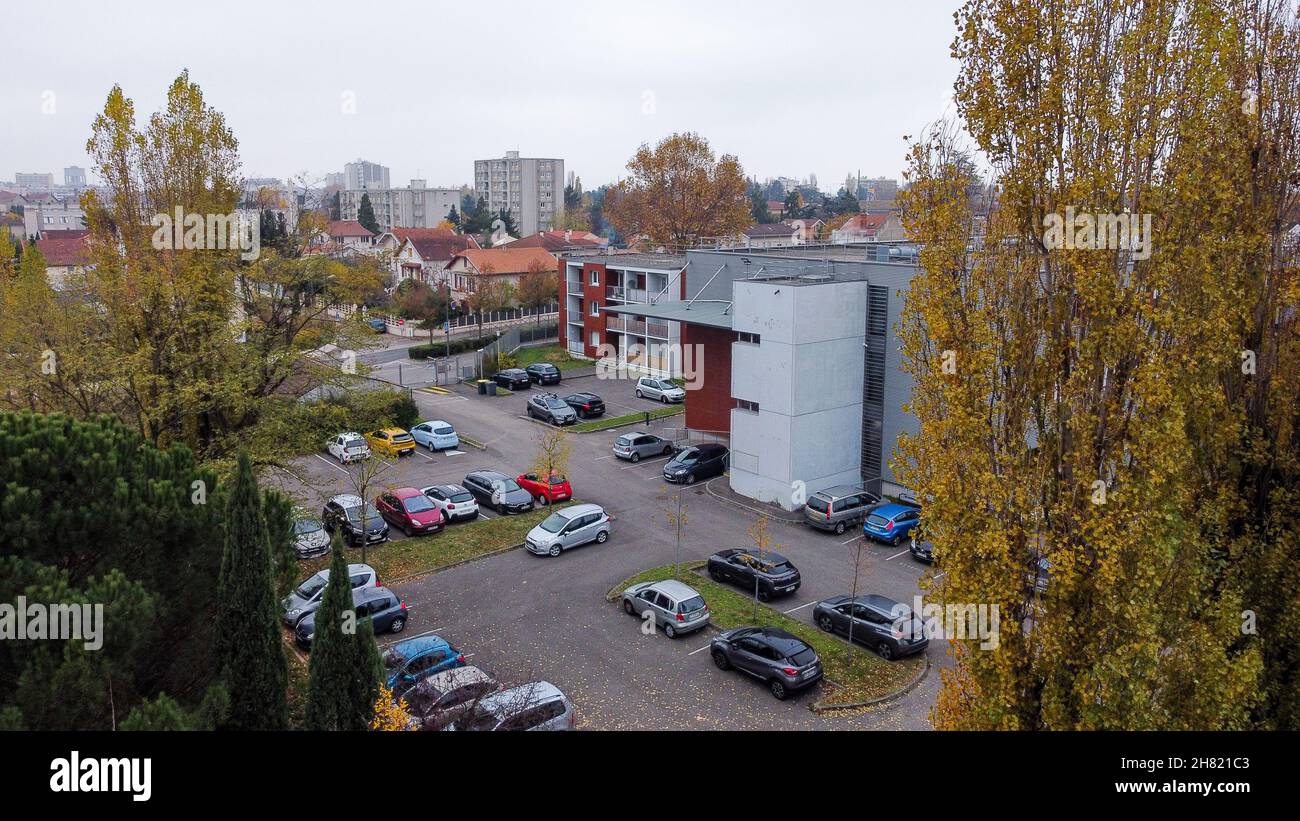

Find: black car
<box><xmin>525</xmin><ymin>363</ymin><xmax>562</xmax><ymax>385</ymax></box>
<box><xmin>909</xmin><ymin>535</ymin><xmax>933</xmax><ymax>563</ymax></box>
<box><xmin>462</xmin><ymin>470</ymin><xmax>535</xmax><ymax>514</ymax></box>
<box><xmin>322</xmin><ymin>493</ymin><xmax>390</xmax><ymax>546</ymax></box>
<box><xmin>706</xmin><ymin>548</ymin><xmax>801</xmax><ymax>600</ymax></box>
<box><xmin>294</xmin><ymin>586</ymin><xmax>408</xmax><ymax>648</ymax></box>
<box><xmin>562</xmin><ymin>392</ymin><xmax>605</xmax><ymax>419</ymax></box>
<box><xmin>493</xmin><ymin>368</ymin><xmax>532</xmax><ymax>391</ymax></box>
<box><xmin>663</xmin><ymin>443</ymin><xmax>728</xmax><ymax>484</ymax></box>
<box><xmin>813</xmin><ymin>594</ymin><xmax>929</xmax><ymax>660</ymax></box>
<box><xmin>710</xmin><ymin>626</ymin><xmax>823</xmax><ymax>700</ymax></box>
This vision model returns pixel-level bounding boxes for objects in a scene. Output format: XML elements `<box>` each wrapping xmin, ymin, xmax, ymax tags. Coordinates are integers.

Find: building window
<box><xmin>590</xmin><ymin>301</ymin><xmax>600</xmax><ymax>317</ymax></box>
<box><xmin>590</xmin><ymin>332</ymin><xmax>599</xmax><ymax>347</ymax></box>
<box><xmin>736</xmin><ymin>399</ymin><xmax>760</xmax><ymax>413</ymax></box>
<box><xmin>737</xmin><ymin>331</ymin><xmax>761</xmax><ymax>344</ymax></box>
<box><xmin>590</xmin><ymin>270</ymin><xmax>599</xmax><ymax>286</ymax></box>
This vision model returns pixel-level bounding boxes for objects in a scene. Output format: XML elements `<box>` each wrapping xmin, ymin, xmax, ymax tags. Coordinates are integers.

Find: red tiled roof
<box><xmin>36</xmin><ymin>235</ymin><xmax>89</xmax><ymax>267</ymax></box>
<box><xmin>407</xmin><ymin>235</ymin><xmax>477</xmax><ymax>262</ymax></box>
<box><xmin>41</xmin><ymin>228</ymin><xmax>90</xmax><ymax>240</ymax></box>
<box><xmin>510</xmin><ymin>230</ymin><xmax>603</xmax><ymax>251</ymax></box>
<box><xmin>391</xmin><ymin>227</ymin><xmax>457</xmax><ymax>242</ymax></box>
<box><xmin>839</xmin><ymin>214</ymin><xmax>888</xmax><ymax>233</ymax></box>
<box><xmin>451</xmin><ymin>247</ymin><xmax>559</xmax><ymax>275</ymax></box>
<box><xmin>744</xmin><ymin>223</ymin><xmax>799</xmax><ymax>238</ymax></box>
<box><xmin>328</xmin><ymin>220</ymin><xmax>374</xmax><ymax>238</ymax></box>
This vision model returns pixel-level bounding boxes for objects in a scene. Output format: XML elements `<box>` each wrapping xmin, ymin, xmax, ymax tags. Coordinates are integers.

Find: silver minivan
<box><xmin>621</xmin><ymin>579</ymin><xmax>711</xmax><ymax>638</ymax></box>
<box><xmin>804</xmin><ymin>485</ymin><xmax>881</xmax><ymax>534</ymax></box>
<box><xmin>448</xmin><ymin>681</ymin><xmax>575</xmax><ymax>731</ymax></box>
<box><xmin>524</xmin><ymin>503</ymin><xmax>610</xmax><ymax>557</ymax></box>
<box><xmin>635</xmin><ymin>377</ymin><xmax>685</xmax><ymax>403</ymax></box>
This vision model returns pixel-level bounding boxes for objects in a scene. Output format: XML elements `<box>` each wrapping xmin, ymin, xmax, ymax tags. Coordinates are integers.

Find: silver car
<box><xmin>525</xmin><ymin>503</ymin><xmax>610</xmax><ymax>557</ymax></box>
<box><xmin>611</xmin><ymin>431</ymin><xmax>675</xmax><ymax>462</ymax></box>
<box><xmin>282</xmin><ymin>563</ymin><xmax>378</xmax><ymax>626</ymax></box>
<box><xmin>621</xmin><ymin>579</ymin><xmax>711</xmax><ymax>638</ymax></box>
<box><xmin>448</xmin><ymin>681</ymin><xmax>575</xmax><ymax>731</ymax></box>
<box><xmin>635</xmin><ymin>377</ymin><xmax>685</xmax><ymax>403</ymax></box>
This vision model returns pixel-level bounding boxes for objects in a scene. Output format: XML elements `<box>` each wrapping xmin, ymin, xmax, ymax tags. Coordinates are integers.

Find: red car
<box><xmin>375</xmin><ymin>487</ymin><xmax>446</xmax><ymax>536</ymax></box>
<box><xmin>516</xmin><ymin>472</ymin><xmax>572</xmax><ymax>506</ymax></box>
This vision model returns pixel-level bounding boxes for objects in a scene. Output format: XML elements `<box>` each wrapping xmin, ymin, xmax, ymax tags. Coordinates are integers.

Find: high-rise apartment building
<box><xmin>338</xmin><ymin>179</ymin><xmax>459</xmax><ymax>231</ymax></box>
<box><xmin>344</xmin><ymin>159</ymin><xmax>390</xmax><ymax>191</ymax></box>
<box><xmin>473</xmin><ymin>151</ymin><xmax>564</xmax><ymax>235</ymax></box>
<box><xmin>63</xmin><ymin>166</ymin><xmax>87</xmax><ymax>188</ymax></box>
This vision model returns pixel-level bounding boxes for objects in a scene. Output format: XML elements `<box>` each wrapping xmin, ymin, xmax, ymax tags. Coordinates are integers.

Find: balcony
<box><xmin>605</xmin><ymin>315</ymin><xmax>647</xmax><ymax>335</ymax></box>
<box><xmin>607</xmin><ymin>285</ymin><xmax>648</xmax><ymax>303</ymax></box>
<box><xmin>566</xmin><ymin>280</ymin><xmax>584</xmax><ymax>295</ymax></box>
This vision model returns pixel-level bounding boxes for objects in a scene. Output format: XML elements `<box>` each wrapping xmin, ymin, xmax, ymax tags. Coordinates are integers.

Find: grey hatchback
<box><xmin>611</xmin><ymin>431</ymin><xmax>675</xmax><ymax>462</ymax></box>
<box><xmin>294</xmin><ymin>585</ymin><xmax>407</xmax><ymax>648</ymax></box>
<box><xmin>621</xmin><ymin>579</ymin><xmax>710</xmax><ymax>637</ymax></box>
<box><xmin>710</xmin><ymin>626</ymin><xmax>823</xmax><ymax>700</ymax></box>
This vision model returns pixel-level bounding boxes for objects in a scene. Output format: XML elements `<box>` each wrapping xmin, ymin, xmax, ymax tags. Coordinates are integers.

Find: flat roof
<box><xmin>601</xmin><ymin>299</ymin><xmax>734</xmax><ymax>330</ymax></box>
<box><xmin>560</xmin><ymin>251</ymin><xmax>687</xmax><ymax>270</ymax></box>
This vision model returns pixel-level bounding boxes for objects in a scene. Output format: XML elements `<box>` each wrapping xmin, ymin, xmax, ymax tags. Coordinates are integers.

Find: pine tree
<box><xmin>306</xmin><ymin>532</ymin><xmax>361</xmax><ymax>730</ymax></box>
<box><xmin>349</xmin><ymin>613</ymin><xmax>383</xmax><ymax>729</ymax></box>
<box><xmin>214</xmin><ymin>450</ymin><xmax>288</xmax><ymax>730</ymax></box>
<box><xmin>358</xmin><ymin>193</ymin><xmax>380</xmax><ymax>234</ymax></box>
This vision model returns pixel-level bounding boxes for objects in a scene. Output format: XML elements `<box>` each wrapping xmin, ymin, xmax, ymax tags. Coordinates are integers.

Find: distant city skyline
<box><xmin>0</xmin><ymin>0</ymin><xmax>962</xmax><ymax>191</ymax></box>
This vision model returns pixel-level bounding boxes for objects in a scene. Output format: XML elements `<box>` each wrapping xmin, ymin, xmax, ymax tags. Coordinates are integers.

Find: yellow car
<box><xmin>365</xmin><ymin>428</ymin><xmax>416</xmax><ymax>458</ymax></box>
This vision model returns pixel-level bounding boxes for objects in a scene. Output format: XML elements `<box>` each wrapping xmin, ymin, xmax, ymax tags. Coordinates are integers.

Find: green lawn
<box><xmin>611</xmin><ymin>563</ymin><xmax>924</xmax><ymax>706</ymax></box>
<box><xmin>512</xmin><ymin>344</ymin><xmax>587</xmax><ymax>372</ymax></box>
<box><xmin>298</xmin><ymin>501</ymin><xmax>576</xmax><ymax>583</ymax></box>
<box><xmin>572</xmin><ymin>404</ymin><xmax>684</xmax><ymax>433</ymax></box>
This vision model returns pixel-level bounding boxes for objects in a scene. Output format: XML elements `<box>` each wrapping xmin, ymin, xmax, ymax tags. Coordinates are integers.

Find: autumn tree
<box><xmin>529</xmin><ymin>424</ymin><xmax>572</xmax><ymax>503</ymax></box>
<box><xmin>465</xmin><ymin>273</ymin><xmax>513</xmax><ymax>339</ymax></box>
<box><xmin>897</xmin><ymin>0</ymin><xmax>1299</xmax><ymax>730</ymax></box>
<box><xmin>516</xmin><ymin>258</ymin><xmax>559</xmax><ymax>321</ymax></box>
<box><xmin>606</xmin><ymin>132</ymin><xmax>750</xmax><ymax>248</ymax></box>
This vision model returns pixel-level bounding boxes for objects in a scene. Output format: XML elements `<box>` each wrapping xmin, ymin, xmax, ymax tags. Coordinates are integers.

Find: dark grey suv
<box><xmin>710</xmin><ymin>626</ymin><xmax>823</xmax><ymax>700</ymax></box>
<box><xmin>462</xmin><ymin>470</ymin><xmax>535</xmax><ymax>514</ymax></box>
<box><xmin>812</xmin><ymin>594</ymin><xmax>929</xmax><ymax>660</ymax></box>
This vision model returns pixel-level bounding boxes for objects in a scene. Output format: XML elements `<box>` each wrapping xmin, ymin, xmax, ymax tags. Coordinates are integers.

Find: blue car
<box><xmin>367</xmin><ymin>317</ymin><xmax>387</xmax><ymax>333</ymax></box>
<box><xmin>863</xmin><ymin>503</ymin><xmax>922</xmax><ymax>546</ymax></box>
<box><xmin>383</xmin><ymin>634</ymin><xmax>466</xmax><ymax>699</ymax></box>
<box><xmin>410</xmin><ymin>419</ymin><xmax>459</xmax><ymax>451</ymax></box>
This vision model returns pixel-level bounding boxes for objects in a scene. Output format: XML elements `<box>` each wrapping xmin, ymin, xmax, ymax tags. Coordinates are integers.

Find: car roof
<box><xmin>872</xmin><ymin>503</ymin><xmax>917</xmax><ymax>517</ymax></box>
<box><xmin>421</xmin><ymin>419</ymin><xmax>451</xmax><ymax>427</ymax></box>
<box><xmin>330</xmin><ymin>493</ymin><xmax>364</xmax><ymax>507</ymax></box>
<box><xmin>567</xmin><ymin>391</ymin><xmax>598</xmax><ymax>399</ymax></box>
<box><xmin>425</xmin><ymin>483</ymin><xmax>468</xmax><ymax>494</ymax></box>
<box><xmin>529</xmin><ymin>362</ymin><xmax>558</xmax><ymax>369</ymax></box>
<box><xmin>733</xmin><ymin>548</ymin><xmax>790</xmax><ymax>564</ymax></box>
<box><xmin>311</xmin><ymin>562</ymin><xmax>374</xmax><ymax>582</ymax></box>
<box><xmin>390</xmin><ymin>633</ymin><xmax>452</xmax><ymax>656</ymax></box>
<box><xmin>390</xmin><ymin>487</ymin><xmax>424</xmax><ymax>499</ymax></box>
<box><xmin>420</xmin><ymin>664</ymin><xmax>492</xmax><ymax>691</ymax></box>
<box><xmin>357</xmin><ymin>586</ymin><xmax>397</xmax><ymax>604</ymax></box>
<box><xmin>645</xmin><ymin>579</ymin><xmax>701</xmax><ymax>600</ymax></box>
<box><xmin>471</xmin><ymin>469</ymin><xmax>509</xmax><ymax>480</ymax></box>
<box><xmin>478</xmin><ymin>681</ymin><xmax>565</xmax><ymax>716</ymax></box>
<box><xmin>502</xmin><ymin>368</ymin><xmax>526</xmax><ymax>375</ymax></box>
<box><xmin>815</xmin><ymin>485</ymin><xmax>868</xmax><ymax>499</ymax></box>
<box><xmin>337</xmin><ymin>431</ymin><xmax>363</xmax><ymax>438</ymax></box>
<box><xmin>375</xmin><ymin>427</ymin><xmax>407</xmax><ymax>435</ymax></box>
<box><xmin>554</xmin><ymin>503</ymin><xmax>602</xmax><ymax>519</ymax></box>
<box><xmin>857</xmin><ymin>593</ymin><xmax>906</xmax><ymax>614</ymax></box>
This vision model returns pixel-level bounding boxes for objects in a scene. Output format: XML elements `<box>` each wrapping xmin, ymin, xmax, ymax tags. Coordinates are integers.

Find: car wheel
<box><xmin>661</xmin><ymin>395</ymin><xmax>669</xmax><ymax>404</ymax></box>
<box><xmin>595</xmin><ymin>530</ymin><xmax>608</xmax><ymax>544</ymax></box>
<box><xmin>817</xmin><ymin>614</ymin><xmax>834</xmax><ymax>632</ymax></box>
<box><xmin>891</xmin><ymin>533</ymin><xmax>903</xmax><ymax>546</ymax></box>
<box><xmin>711</xmin><ymin>649</ymin><xmax>730</xmax><ymax>670</ymax></box>
<box><xmin>877</xmin><ymin>641</ymin><xmax>894</xmax><ymax>660</ymax></box>
<box><xmin>685</xmin><ymin>473</ymin><xmax>696</xmax><ymax>485</ymax></box>
<box><xmin>548</xmin><ymin>543</ymin><xmax>561</xmax><ymax>558</ymax></box>
<box><xmin>665</xmin><ymin>623</ymin><xmax>677</xmax><ymax>639</ymax></box>
<box><xmin>708</xmin><ymin>566</ymin><xmax>723</xmax><ymax>581</ymax></box>
<box><xmin>834</xmin><ymin>522</ymin><xmax>846</xmax><ymax>535</ymax></box>
<box><xmin>663</xmin><ymin>445</ymin><xmax>673</xmax><ymax>456</ymax></box>
<box><xmin>390</xmin><ymin>617</ymin><xmax>406</xmax><ymax>634</ymax></box>
<box><xmin>757</xmin><ymin>588</ymin><xmax>771</xmax><ymax>602</ymax></box>
<box><xmin>630</xmin><ymin>452</ymin><xmax>640</xmax><ymax>463</ymax></box>
<box><xmin>769</xmin><ymin>679</ymin><xmax>789</xmax><ymax>700</ymax></box>
<box><xmin>635</xmin><ymin>389</ymin><xmax>643</xmax><ymax>398</ymax></box>
<box><xmin>623</xmin><ymin>599</ymin><xmax>635</xmax><ymax>615</ymax></box>
<box><xmin>537</xmin><ymin>494</ymin><xmax>549</xmax><ymax>506</ymax></box>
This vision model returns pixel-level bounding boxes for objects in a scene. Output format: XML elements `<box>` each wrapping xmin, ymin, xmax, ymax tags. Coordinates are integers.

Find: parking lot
<box><xmin>271</xmin><ymin>363</ymin><xmax>945</xmax><ymax>730</ymax></box>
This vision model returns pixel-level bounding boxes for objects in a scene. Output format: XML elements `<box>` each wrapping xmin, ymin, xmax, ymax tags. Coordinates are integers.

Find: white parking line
<box><xmin>783</xmin><ymin>601</ymin><xmax>817</xmax><ymax>615</ymax></box>
<box><xmin>840</xmin><ymin>535</ymin><xmax>860</xmax><ymax>545</ymax></box>
<box><xmin>313</xmin><ymin>454</ymin><xmax>350</xmax><ymax>475</ymax></box>
<box><xmin>886</xmin><ymin>549</ymin><xmax>909</xmax><ymax>560</ymax></box>
<box><xmin>445</xmin><ymin>450</ymin><xmax>466</xmax><ymax>456</ymax></box>
<box><xmin>620</xmin><ymin>455</ymin><xmax>672</xmax><ymax>470</ymax></box>
<box><xmin>687</xmin><ymin>644</ymin><xmax>712</xmax><ymax>656</ymax></box>
<box><xmin>416</xmin><ymin>451</ymin><xmax>436</xmax><ymax>462</ymax></box>
<box><xmin>593</xmin><ymin>455</ymin><xmax>617</xmax><ymax>461</ymax></box>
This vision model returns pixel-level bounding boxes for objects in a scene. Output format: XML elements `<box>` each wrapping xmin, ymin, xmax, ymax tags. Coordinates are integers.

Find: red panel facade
<box><xmin>681</xmin><ymin>323</ymin><xmax>734</xmax><ymax>436</ymax></box>
<box><xmin>581</xmin><ymin>261</ymin><xmax>607</xmax><ymax>357</ymax></box>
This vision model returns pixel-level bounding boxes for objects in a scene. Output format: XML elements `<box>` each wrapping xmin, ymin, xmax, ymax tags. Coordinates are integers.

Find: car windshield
<box><xmin>450</xmin><ymin>491</ymin><xmax>474</xmax><ymax>503</ymax></box>
<box><xmin>545</xmin><ymin>398</ymin><xmax>568</xmax><ymax>409</ymax></box>
<box><xmin>789</xmin><ymin>646</ymin><xmax>817</xmax><ymax>666</ymax></box>
<box><xmin>294</xmin><ymin>519</ymin><xmax>322</xmax><ymax>534</ymax></box>
<box><xmin>403</xmin><ymin>496</ymin><xmax>435</xmax><ymax>514</ymax></box>
<box><xmin>382</xmin><ymin>648</ymin><xmax>408</xmax><ymax>674</ymax></box>
<box><xmin>459</xmin><ymin>708</ymin><xmax>500</xmax><ymax>732</ymax></box>
<box><xmin>296</xmin><ymin>575</ymin><xmax>326</xmax><ymax>599</ymax></box>
<box><xmin>867</xmin><ymin>514</ymin><xmax>889</xmax><ymax>526</ymax></box>
<box><xmin>549</xmin><ymin>475</ymin><xmax>567</xmax><ymax>485</ymax></box>
<box><xmin>434</xmin><ymin>427</ymin><xmax>454</xmax><ymax>435</ymax></box>
<box><xmin>679</xmin><ymin>596</ymin><xmax>706</xmax><ymax>614</ymax></box>
<box><xmin>677</xmin><ymin>449</ymin><xmax>698</xmax><ymax>462</ymax></box>
<box><xmin>496</xmin><ymin>478</ymin><xmax>522</xmax><ymax>493</ymax></box>
<box><xmin>344</xmin><ymin>438</ymin><xmax>366</xmax><ymax>450</ymax></box>
<box><xmin>392</xmin><ymin>433</ymin><xmax>412</xmax><ymax>442</ymax></box>
<box><xmin>537</xmin><ymin>364</ymin><xmax>557</xmax><ymax>372</ymax></box>
<box><xmin>615</xmin><ymin>436</ymin><xmax>632</xmax><ymax>446</ymax></box>
<box><xmin>346</xmin><ymin>504</ymin><xmax>382</xmax><ymax>523</ymax></box>
<box><xmin>538</xmin><ymin>513</ymin><xmax>568</xmax><ymax>533</ymax></box>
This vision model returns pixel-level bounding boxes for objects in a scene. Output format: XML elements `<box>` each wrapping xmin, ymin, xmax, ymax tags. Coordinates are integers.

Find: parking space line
<box><xmin>886</xmin><ymin>549</ymin><xmax>909</xmax><ymax>560</ymax></box>
<box><xmin>593</xmin><ymin>455</ymin><xmax>616</xmax><ymax>461</ymax></box>
<box><xmin>840</xmin><ymin>535</ymin><xmax>860</xmax><ymax>545</ymax></box>
<box><xmin>620</xmin><ymin>455</ymin><xmax>672</xmax><ymax>470</ymax></box>
<box><xmin>416</xmin><ymin>451</ymin><xmax>436</xmax><ymax>462</ymax></box>
<box><xmin>687</xmin><ymin>644</ymin><xmax>712</xmax><ymax>656</ymax></box>
<box><xmin>313</xmin><ymin>454</ymin><xmax>350</xmax><ymax>475</ymax></box>
<box><xmin>783</xmin><ymin>601</ymin><xmax>817</xmax><ymax>615</ymax></box>
<box><xmin>445</xmin><ymin>450</ymin><xmax>466</xmax><ymax>456</ymax></box>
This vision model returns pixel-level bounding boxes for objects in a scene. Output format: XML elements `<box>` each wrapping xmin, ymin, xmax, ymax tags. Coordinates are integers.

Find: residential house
<box><xmin>391</xmin><ymin>232</ymin><xmax>479</xmax><ymax>287</ymax></box>
<box><xmin>741</xmin><ymin>223</ymin><xmax>801</xmax><ymax>248</ymax></box>
<box><xmin>829</xmin><ymin>212</ymin><xmax>907</xmax><ymax>243</ymax></box>
<box><xmin>506</xmin><ymin>229</ymin><xmax>606</xmax><ymax>252</ymax></box>
<box><xmin>36</xmin><ymin>232</ymin><xmax>90</xmax><ymax>290</ymax></box>
<box><xmin>442</xmin><ymin>246</ymin><xmax>558</xmax><ymax>304</ymax></box>
<box><xmin>782</xmin><ymin>217</ymin><xmax>824</xmax><ymax>243</ymax></box>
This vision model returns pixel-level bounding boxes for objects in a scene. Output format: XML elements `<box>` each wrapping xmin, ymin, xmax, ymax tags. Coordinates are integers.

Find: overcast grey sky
<box><xmin>1</xmin><ymin>0</ymin><xmax>963</xmax><ymax>190</ymax></box>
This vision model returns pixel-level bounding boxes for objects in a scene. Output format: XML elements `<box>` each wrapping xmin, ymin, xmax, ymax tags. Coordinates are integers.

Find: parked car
<box><xmin>524</xmin><ymin>503</ymin><xmax>610</xmax><ymax>557</ymax></box>
<box><xmin>367</xmin><ymin>317</ymin><xmax>387</xmax><ymax>333</ymax></box>
<box><xmin>462</xmin><ymin>470</ymin><xmax>535</xmax><ymax>514</ymax></box>
<box><xmin>408</xmin><ymin>666</ymin><xmax>501</xmax><ymax>731</ymax></box>
<box><xmin>410</xmin><ymin>420</ymin><xmax>459</xmax><ymax>451</ymax></box>
<box><xmin>493</xmin><ymin>368</ymin><xmax>532</xmax><ymax>391</ymax></box>
<box><xmin>421</xmin><ymin>484</ymin><xmax>480</xmax><ymax>522</ymax></box>
<box><xmin>635</xmin><ymin>377</ymin><xmax>685</xmax><ymax>403</ymax></box>
<box><xmin>516</xmin><ymin>472</ymin><xmax>572</xmax><ymax>505</ymax></box>
<box><xmin>706</xmin><ymin>548</ymin><xmax>801</xmax><ymax>600</ymax></box>
<box><xmin>281</xmin><ymin>563</ymin><xmax>378</xmax><ymax>627</ymax></box>
<box><xmin>525</xmin><ymin>363</ymin><xmax>562</xmax><ymax>385</ymax></box>
<box><xmin>292</xmin><ymin>515</ymin><xmax>330</xmax><ymax>559</ymax></box>
<box><xmin>562</xmin><ymin>392</ymin><xmax>605</xmax><ymax>419</ymax></box>
<box><xmin>375</xmin><ymin>487</ymin><xmax>446</xmax><ymax>537</ymax></box>
<box><xmin>526</xmin><ymin>392</ymin><xmax>578</xmax><ymax>425</ymax></box>
<box><xmin>326</xmin><ymin>432</ymin><xmax>370</xmax><ymax>464</ymax></box>
<box><xmin>909</xmin><ymin>535</ymin><xmax>934</xmax><ymax>564</ymax></box>
<box><xmin>382</xmin><ymin>634</ymin><xmax>466</xmax><ymax>700</ymax></box>
<box><xmin>862</xmin><ymin>503</ymin><xmax>922</xmax><ymax>545</ymax></box>
<box><xmin>322</xmin><ymin>493</ymin><xmax>390</xmax><ymax>546</ymax></box>
<box><xmin>663</xmin><ymin>443</ymin><xmax>728</xmax><ymax>484</ymax></box>
<box><xmin>621</xmin><ymin>579</ymin><xmax>710</xmax><ymax>638</ymax></box>
<box><xmin>710</xmin><ymin>627</ymin><xmax>823</xmax><ymax>700</ymax></box>
<box><xmin>1032</xmin><ymin>556</ymin><xmax>1051</xmax><ymax>594</ymax></box>
<box><xmin>447</xmin><ymin>681</ymin><xmax>575</xmax><ymax>731</ymax></box>
<box><xmin>804</xmin><ymin>485</ymin><xmax>881</xmax><ymax>534</ymax></box>
<box><xmin>294</xmin><ymin>585</ymin><xmax>407</xmax><ymax>648</ymax></box>
<box><xmin>611</xmin><ymin>431</ymin><xmax>674</xmax><ymax>462</ymax></box>
<box><xmin>365</xmin><ymin>427</ymin><xmax>416</xmax><ymax>458</ymax></box>
<box><xmin>813</xmin><ymin>594</ymin><xmax>929</xmax><ymax>660</ymax></box>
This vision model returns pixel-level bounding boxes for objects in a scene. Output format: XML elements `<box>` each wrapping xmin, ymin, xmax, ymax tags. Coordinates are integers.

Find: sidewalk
<box><xmin>702</xmin><ymin>476</ymin><xmax>806</xmax><ymax>524</ymax></box>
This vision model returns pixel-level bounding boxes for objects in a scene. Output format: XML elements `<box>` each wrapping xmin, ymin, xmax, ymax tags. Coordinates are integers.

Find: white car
<box><xmin>635</xmin><ymin>377</ymin><xmax>685</xmax><ymax>404</ymax></box>
<box><xmin>410</xmin><ymin>420</ymin><xmax>459</xmax><ymax>451</ymax></box>
<box><xmin>420</xmin><ymin>484</ymin><xmax>480</xmax><ymax>522</ymax></box>
<box><xmin>327</xmin><ymin>432</ymin><xmax>371</xmax><ymax>464</ymax></box>
<box><xmin>524</xmin><ymin>503</ymin><xmax>610</xmax><ymax>557</ymax></box>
